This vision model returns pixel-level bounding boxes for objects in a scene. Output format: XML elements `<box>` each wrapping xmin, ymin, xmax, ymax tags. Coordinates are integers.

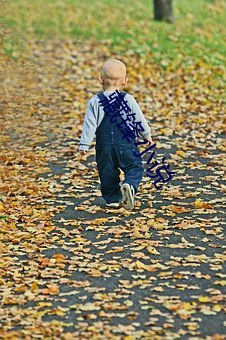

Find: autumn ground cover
<box><xmin>0</xmin><ymin>0</ymin><xmax>226</xmax><ymax>339</ymax></box>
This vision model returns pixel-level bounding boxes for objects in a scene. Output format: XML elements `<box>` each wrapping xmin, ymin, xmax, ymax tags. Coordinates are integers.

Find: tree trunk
<box><xmin>153</xmin><ymin>0</ymin><xmax>174</xmax><ymax>23</ymax></box>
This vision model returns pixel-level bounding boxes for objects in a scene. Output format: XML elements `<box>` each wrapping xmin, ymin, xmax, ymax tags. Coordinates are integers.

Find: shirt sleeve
<box><xmin>79</xmin><ymin>99</ymin><xmax>97</xmax><ymax>151</ymax></box>
<box><xmin>128</xmin><ymin>95</ymin><xmax>152</xmax><ymax>139</ymax></box>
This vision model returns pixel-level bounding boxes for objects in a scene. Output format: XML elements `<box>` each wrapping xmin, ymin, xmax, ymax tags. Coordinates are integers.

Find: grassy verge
<box><xmin>1</xmin><ymin>0</ymin><xmax>225</xmax><ymax>66</ymax></box>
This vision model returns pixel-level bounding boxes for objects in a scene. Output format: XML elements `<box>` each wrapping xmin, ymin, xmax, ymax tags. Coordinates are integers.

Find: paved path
<box><xmin>0</xmin><ymin>41</ymin><xmax>225</xmax><ymax>339</ymax></box>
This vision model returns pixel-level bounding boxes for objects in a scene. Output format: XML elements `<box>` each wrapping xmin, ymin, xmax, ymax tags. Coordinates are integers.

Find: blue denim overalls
<box><xmin>96</xmin><ymin>92</ymin><xmax>144</xmax><ymax>204</ymax></box>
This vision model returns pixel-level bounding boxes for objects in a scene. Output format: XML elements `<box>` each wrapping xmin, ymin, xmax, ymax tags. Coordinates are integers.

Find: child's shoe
<box><xmin>105</xmin><ymin>202</ymin><xmax>121</xmax><ymax>208</ymax></box>
<box><xmin>120</xmin><ymin>183</ymin><xmax>135</xmax><ymax>210</ymax></box>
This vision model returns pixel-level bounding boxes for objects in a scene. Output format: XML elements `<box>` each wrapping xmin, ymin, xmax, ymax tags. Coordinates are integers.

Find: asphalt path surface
<box><xmin>1</xmin><ymin>41</ymin><xmax>225</xmax><ymax>339</ymax></box>
<box><xmin>34</xmin><ymin>127</ymin><xmax>225</xmax><ymax>339</ymax></box>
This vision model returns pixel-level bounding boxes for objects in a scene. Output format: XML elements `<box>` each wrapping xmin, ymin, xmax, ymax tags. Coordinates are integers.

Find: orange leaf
<box><xmin>40</xmin><ymin>257</ymin><xmax>50</xmax><ymax>267</ymax></box>
<box><xmin>48</xmin><ymin>284</ymin><xmax>59</xmax><ymax>295</ymax></box>
<box><xmin>31</xmin><ymin>282</ymin><xmax>39</xmax><ymax>292</ymax></box>
<box><xmin>194</xmin><ymin>199</ymin><xmax>213</xmax><ymax>209</ymax></box>
<box><xmin>53</xmin><ymin>253</ymin><xmax>66</xmax><ymax>262</ymax></box>
<box><xmin>14</xmin><ymin>285</ymin><xmax>27</xmax><ymax>293</ymax></box>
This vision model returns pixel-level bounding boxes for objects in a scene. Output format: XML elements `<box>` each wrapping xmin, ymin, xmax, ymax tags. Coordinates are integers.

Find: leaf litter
<box><xmin>0</xmin><ymin>39</ymin><xmax>225</xmax><ymax>339</ymax></box>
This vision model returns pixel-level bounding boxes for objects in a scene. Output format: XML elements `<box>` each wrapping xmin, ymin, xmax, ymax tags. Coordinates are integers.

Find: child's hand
<box><xmin>145</xmin><ymin>137</ymin><xmax>153</xmax><ymax>146</ymax></box>
<box><xmin>80</xmin><ymin>150</ymin><xmax>87</xmax><ymax>155</ymax></box>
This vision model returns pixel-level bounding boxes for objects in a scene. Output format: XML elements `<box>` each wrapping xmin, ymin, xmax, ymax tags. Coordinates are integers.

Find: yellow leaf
<box><xmin>62</xmin><ymin>333</ymin><xmax>74</xmax><ymax>340</ymax></box>
<box><xmin>106</xmin><ymin>247</ymin><xmax>124</xmax><ymax>254</ymax></box>
<box><xmin>176</xmin><ymin>150</ymin><xmax>186</xmax><ymax>158</ymax></box>
<box><xmin>0</xmin><ymin>203</ymin><xmax>5</xmax><ymax>212</ymax></box>
<box><xmin>212</xmin><ymin>304</ymin><xmax>223</xmax><ymax>312</ymax></box>
<box><xmin>37</xmin><ymin>302</ymin><xmax>52</xmax><ymax>308</ymax></box>
<box><xmin>33</xmin><ymin>310</ymin><xmax>51</xmax><ymax>319</ymax></box>
<box><xmin>135</xmin><ymin>260</ymin><xmax>157</xmax><ymax>272</ymax></box>
<box><xmin>92</xmin><ymin>218</ymin><xmax>108</xmax><ymax>225</ymax></box>
<box><xmin>153</xmin><ymin>286</ymin><xmax>164</xmax><ymax>292</ymax></box>
<box><xmin>147</xmin><ymin>247</ymin><xmax>160</xmax><ymax>255</ymax></box>
<box><xmin>9</xmin><ymin>222</ymin><xmax>16</xmax><ymax>228</ymax></box>
<box><xmin>135</xmin><ymin>260</ymin><xmax>147</xmax><ymax>269</ymax></box>
<box><xmin>214</xmin><ymin>280</ymin><xmax>226</xmax><ymax>286</ymax></box>
<box><xmin>70</xmin><ymin>236</ymin><xmax>84</xmax><ymax>243</ymax></box>
<box><xmin>194</xmin><ymin>199</ymin><xmax>213</xmax><ymax>209</ymax></box>
<box><xmin>187</xmin><ymin>323</ymin><xmax>199</xmax><ymax>331</ymax></box>
<box><xmin>198</xmin><ymin>296</ymin><xmax>211</xmax><ymax>303</ymax></box>
<box><xmin>155</xmin><ymin>224</ymin><xmax>167</xmax><ymax>230</ymax></box>
<box><xmin>182</xmin><ymin>302</ymin><xmax>193</xmax><ymax>310</ymax></box>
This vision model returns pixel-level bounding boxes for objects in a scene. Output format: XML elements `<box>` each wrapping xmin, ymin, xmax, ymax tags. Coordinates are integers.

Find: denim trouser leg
<box><xmin>96</xmin><ymin>143</ymin><xmax>144</xmax><ymax>203</ymax></box>
<box><xmin>117</xmin><ymin>144</ymin><xmax>144</xmax><ymax>193</ymax></box>
<box><xmin>96</xmin><ymin>145</ymin><xmax>122</xmax><ymax>204</ymax></box>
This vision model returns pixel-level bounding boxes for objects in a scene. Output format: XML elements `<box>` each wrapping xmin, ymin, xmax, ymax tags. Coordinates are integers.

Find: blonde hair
<box><xmin>100</xmin><ymin>59</ymin><xmax>126</xmax><ymax>86</ymax></box>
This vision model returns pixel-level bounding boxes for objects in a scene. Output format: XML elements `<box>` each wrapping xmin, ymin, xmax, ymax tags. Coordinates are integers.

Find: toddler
<box><xmin>79</xmin><ymin>59</ymin><xmax>152</xmax><ymax>209</ymax></box>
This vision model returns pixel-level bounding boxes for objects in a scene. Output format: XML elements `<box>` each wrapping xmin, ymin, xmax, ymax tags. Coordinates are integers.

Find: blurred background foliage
<box><xmin>0</xmin><ymin>0</ymin><xmax>225</xmax><ymax>67</ymax></box>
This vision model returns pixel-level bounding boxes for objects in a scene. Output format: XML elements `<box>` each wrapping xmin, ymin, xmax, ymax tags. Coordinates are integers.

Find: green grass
<box><xmin>1</xmin><ymin>0</ymin><xmax>225</xmax><ymax>65</ymax></box>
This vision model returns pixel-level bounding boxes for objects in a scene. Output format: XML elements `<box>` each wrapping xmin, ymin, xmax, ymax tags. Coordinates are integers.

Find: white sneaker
<box><xmin>105</xmin><ymin>202</ymin><xmax>121</xmax><ymax>208</ymax></box>
<box><xmin>120</xmin><ymin>183</ymin><xmax>135</xmax><ymax>210</ymax></box>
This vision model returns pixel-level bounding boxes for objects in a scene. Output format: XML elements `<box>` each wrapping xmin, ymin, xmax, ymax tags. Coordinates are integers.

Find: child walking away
<box><xmin>79</xmin><ymin>59</ymin><xmax>152</xmax><ymax>210</ymax></box>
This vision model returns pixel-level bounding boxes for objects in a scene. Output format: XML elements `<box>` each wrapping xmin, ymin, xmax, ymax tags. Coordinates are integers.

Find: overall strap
<box><xmin>97</xmin><ymin>92</ymin><xmax>107</xmax><ymax>102</ymax></box>
<box><xmin>97</xmin><ymin>92</ymin><xmax>127</xmax><ymax>105</ymax></box>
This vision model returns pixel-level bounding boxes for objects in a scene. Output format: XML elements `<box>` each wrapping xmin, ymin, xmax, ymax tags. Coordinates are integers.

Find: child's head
<box><xmin>99</xmin><ymin>59</ymin><xmax>128</xmax><ymax>91</ymax></box>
